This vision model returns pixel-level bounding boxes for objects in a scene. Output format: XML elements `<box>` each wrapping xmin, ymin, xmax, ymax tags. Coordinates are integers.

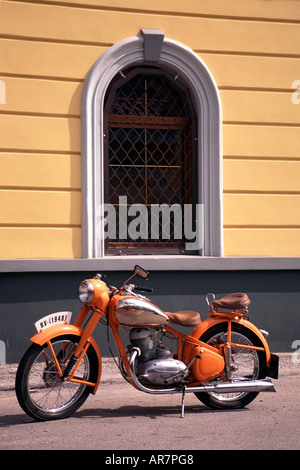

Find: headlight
<box><xmin>78</xmin><ymin>280</ymin><xmax>94</xmax><ymax>304</ymax></box>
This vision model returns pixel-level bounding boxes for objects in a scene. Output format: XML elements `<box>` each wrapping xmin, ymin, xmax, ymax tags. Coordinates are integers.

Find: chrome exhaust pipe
<box><xmin>187</xmin><ymin>378</ymin><xmax>276</xmax><ymax>394</ymax></box>
<box><xmin>129</xmin><ymin>349</ymin><xmax>276</xmax><ymax>395</ymax></box>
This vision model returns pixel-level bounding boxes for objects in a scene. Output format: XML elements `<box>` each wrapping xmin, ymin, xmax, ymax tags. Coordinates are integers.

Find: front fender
<box><xmin>190</xmin><ymin>316</ymin><xmax>272</xmax><ymax>366</ymax></box>
<box><xmin>31</xmin><ymin>324</ymin><xmax>84</xmax><ymax>345</ymax></box>
<box><xmin>30</xmin><ymin>324</ymin><xmax>102</xmax><ymax>394</ymax></box>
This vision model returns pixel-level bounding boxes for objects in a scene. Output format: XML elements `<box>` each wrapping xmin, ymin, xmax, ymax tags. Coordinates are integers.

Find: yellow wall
<box><xmin>0</xmin><ymin>0</ymin><xmax>299</xmax><ymax>258</ymax></box>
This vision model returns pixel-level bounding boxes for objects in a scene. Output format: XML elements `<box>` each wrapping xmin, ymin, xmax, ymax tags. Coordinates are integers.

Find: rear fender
<box><xmin>190</xmin><ymin>316</ymin><xmax>272</xmax><ymax>366</ymax></box>
<box><xmin>30</xmin><ymin>324</ymin><xmax>102</xmax><ymax>394</ymax></box>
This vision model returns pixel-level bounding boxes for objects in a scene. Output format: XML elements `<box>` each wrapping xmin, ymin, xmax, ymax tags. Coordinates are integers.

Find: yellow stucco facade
<box><xmin>0</xmin><ymin>0</ymin><xmax>300</xmax><ymax>259</ymax></box>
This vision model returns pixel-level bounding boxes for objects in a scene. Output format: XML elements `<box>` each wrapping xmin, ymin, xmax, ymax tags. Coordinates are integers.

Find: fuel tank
<box><xmin>111</xmin><ymin>296</ymin><xmax>169</xmax><ymax>327</ymax></box>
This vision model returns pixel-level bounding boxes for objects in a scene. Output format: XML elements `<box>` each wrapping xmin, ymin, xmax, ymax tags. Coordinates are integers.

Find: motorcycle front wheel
<box><xmin>194</xmin><ymin>323</ymin><xmax>267</xmax><ymax>410</ymax></box>
<box><xmin>15</xmin><ymin>334</ymin><xmax>99</xmax><ymax>421</ymax></box>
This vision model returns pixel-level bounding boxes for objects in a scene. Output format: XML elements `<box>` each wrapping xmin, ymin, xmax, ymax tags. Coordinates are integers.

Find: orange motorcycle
<box><xmin>16</xmin><ymin>266</ymin><xmax>279</xmax><ymax>421</ymax></box>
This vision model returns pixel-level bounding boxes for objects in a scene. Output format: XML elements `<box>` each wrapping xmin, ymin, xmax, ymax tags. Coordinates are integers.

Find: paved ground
<box><xmin>1</xmin><ymin>353</ymin><xmax>298</xmax><ymax>392</ymax></box>
<box><xmin>0</xmin><ymin>354</ymin><xmax>299</xmax><ymax>451</ymax></box>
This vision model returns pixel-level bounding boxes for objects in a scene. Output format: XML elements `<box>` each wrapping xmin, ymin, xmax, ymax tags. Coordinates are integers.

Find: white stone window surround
<box><xmin>81</xmin><ymin>30</ymin><xmax>223</xmax><ymax>260</ymax></box>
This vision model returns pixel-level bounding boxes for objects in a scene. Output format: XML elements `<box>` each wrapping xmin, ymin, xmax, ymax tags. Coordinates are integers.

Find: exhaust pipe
<box><xmin>129</xmin><ymin>349</ymin><xmax>276</xmax><ymax>396</ymax></box>
<box><xmin>186</xmin><ymin>378</ymin><xmax>276</xmax><ymax>394</ymax></box>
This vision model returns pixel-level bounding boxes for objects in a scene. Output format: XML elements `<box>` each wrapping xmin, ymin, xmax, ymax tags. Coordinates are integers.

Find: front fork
<box><xmin>59</xmin><ymin>306</ymin><xmax>103</xmax><ymax>382</ymax></box>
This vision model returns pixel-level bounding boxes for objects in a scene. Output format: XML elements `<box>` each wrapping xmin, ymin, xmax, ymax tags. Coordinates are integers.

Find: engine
<box><xmin>128</xmin><ymin>328</ymin><xmax>189</xmax><ymax>386</ymax></box>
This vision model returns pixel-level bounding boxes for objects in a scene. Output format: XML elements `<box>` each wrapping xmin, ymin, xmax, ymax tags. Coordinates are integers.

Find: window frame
<box><xmin>81</xmin><ymin>31</ymin><xmax>223</xmax><ymax>260</ymax></box>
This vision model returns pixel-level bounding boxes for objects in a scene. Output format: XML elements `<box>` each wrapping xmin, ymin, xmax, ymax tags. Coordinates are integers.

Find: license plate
<box><xmin>35</xmin><ymin>311</ymin><xmax>72</xmax><ymax>332</ymax></box>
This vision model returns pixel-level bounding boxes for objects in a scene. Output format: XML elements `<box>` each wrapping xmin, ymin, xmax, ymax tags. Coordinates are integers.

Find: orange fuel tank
<box><xmin>110</xmin><ymin>295</ymin><xmax>170</xmax><ymax>327</ymax></box>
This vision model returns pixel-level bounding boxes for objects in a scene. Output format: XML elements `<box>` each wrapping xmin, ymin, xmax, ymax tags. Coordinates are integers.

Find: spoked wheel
<box><xmin>16</xmin><ymin>335</ymin><xmax>98</xmax><ymax>421</ymax></box>
<box><xmin>194</xmin><ymin>323</ymin><xmax>267</xmax><ymax>409</ymax></box>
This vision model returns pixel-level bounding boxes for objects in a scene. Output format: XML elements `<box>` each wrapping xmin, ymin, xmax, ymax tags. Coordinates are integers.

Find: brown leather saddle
<box><xmin>166</xmin><ymin>293</ymin><xmax>250</xmax><ymax>327</ymax></box>
<box><xmin>166</xmin><ymin>310</ymin><xmax>201</xmax><ymax>327</ymax></box>
<box><xmin>210</xmin><ymin>292</ymin><xmax>250</xmax><ymax>311</ymax></box>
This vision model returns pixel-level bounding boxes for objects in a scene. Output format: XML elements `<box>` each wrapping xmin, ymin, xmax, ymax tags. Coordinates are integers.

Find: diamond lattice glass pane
<box><xmin>104</xmin><ymin>68</ymin><xmax>196</xmax><ymax>254</ymax></box>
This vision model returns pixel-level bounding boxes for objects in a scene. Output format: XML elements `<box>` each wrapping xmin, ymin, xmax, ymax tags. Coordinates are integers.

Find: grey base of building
<box><xmin>0</xmin><ymin>266</ymin><xmax>299</xmax><ymax>362</ymax></box>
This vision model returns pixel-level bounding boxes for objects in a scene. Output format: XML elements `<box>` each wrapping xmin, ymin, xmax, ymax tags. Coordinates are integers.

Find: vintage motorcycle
<box><xmin>16</xmin><ymin>266</ymin><xmax>279</xmax><ymax>421</ymax></box>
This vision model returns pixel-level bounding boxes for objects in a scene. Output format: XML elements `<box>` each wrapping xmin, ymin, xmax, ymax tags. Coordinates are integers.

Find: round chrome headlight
<box><xmin>78</xmin><ymin>280</ymin><xmax>94</xmax><ymax>304</ymax></box>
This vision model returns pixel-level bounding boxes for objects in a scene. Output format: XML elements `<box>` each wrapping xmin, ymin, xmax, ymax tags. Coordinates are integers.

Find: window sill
<box><xmin>0</xmin><ymin>256</ymin><xmax>299</xmax><ymax>273</ymax></box>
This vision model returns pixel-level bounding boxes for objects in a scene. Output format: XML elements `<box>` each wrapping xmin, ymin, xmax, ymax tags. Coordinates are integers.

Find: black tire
<box><xmin>15</xmin><ymin>335</ymin><xmax>99</xmax><ymax>421</ymax></box>
<box><xmin>194</xmin><ymin>323</ymin><xmax>267</xmax><ymax>410</ymax></box>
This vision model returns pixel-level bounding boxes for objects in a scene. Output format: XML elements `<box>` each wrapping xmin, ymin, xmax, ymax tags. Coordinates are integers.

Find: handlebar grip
<box><xmin>134</xmin><ymin>285</ymin><xmax>154</xmax><ymax>293</ymax></box>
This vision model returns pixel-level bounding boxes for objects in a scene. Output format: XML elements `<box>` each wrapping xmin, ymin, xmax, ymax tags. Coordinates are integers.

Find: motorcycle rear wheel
<box><xmin>194</xmin><ymin>323</ymin><xmax>267</xmax><ymax>409</ymax></box>
<box><xmin>15</xmin><ymin>334</ymin><xmax>98</xmax><ymax>421</ymax></box>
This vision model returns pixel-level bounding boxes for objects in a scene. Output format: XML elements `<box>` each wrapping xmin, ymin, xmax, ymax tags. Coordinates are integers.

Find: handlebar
<box><xmin>133</xmin><ymin>285</ymin><xmax>154</xmax><ymax>293</ymax></box>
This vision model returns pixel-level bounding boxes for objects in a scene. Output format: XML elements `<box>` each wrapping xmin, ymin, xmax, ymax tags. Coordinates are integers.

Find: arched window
<box><xmin>81</xmin><ymin>31</ymin><xmax>222</xmax><ymax>260</ymax></box>
<box><xmin>104</xmin><ymin>67</ymin><xmax>197</xmax><ymax>254</ymax></box>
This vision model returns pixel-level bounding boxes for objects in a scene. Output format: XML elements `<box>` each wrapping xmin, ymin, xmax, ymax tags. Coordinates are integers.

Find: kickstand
<box><xmin>180</xmin><ymin>386</ymin><xmax>186</xmax><ymax>418</ymax></box>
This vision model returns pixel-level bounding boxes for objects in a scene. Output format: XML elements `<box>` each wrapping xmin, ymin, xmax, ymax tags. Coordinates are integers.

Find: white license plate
<box><xmin>35</xmin><ymin>311</ymin><xmax>72</xmax><ymax>332</ymax></box>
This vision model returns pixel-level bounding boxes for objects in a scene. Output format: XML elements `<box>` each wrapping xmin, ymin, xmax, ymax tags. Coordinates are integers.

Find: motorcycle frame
<box><xmin>108</xmin><ymin>315</ymin><xmax>271</xmax><ymax>388</ymax></box>
<box><xmin>30</xmin><ymin>303</ymin><xmax>272</xmax><ymax>394</ymax></box>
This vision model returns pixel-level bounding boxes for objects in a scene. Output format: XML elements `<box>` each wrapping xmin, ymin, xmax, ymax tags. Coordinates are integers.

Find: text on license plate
<box><xmin>35</xmin><ymin>311</ymin><xmax>72</xmax><ymax>332</ymax></box>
